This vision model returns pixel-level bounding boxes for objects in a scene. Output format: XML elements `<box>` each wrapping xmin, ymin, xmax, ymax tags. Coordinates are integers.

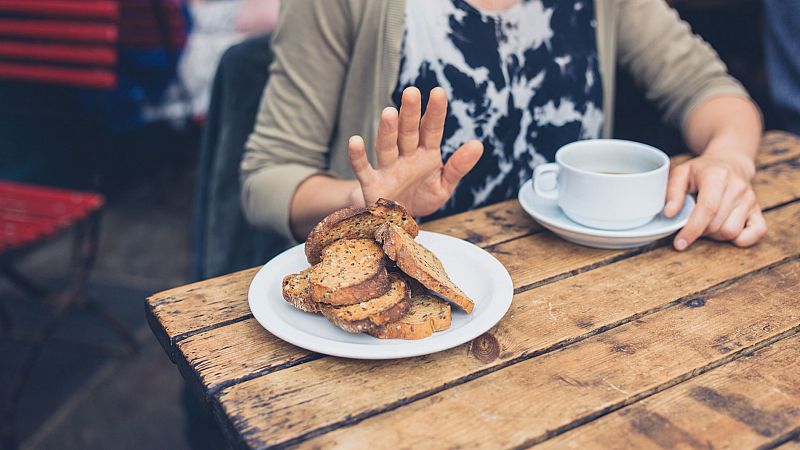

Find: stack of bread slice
<box><xmin>281</xmin><ymin>199</ymin><xmax>474</xmax><ymax>340</ymax></box>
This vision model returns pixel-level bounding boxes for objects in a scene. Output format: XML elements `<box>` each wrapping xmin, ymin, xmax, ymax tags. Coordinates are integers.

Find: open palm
<box><xmin>348</xmin><ymin>87</ymin><xmax>483</xmax><ymax>217</ymax></box>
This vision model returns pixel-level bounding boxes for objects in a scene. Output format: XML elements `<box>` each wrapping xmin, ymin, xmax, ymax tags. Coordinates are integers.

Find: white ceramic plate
<box><xmin>518</xmin><ymin>179</ymin><xmax>695</xmax><ymax>249</ymax></box>
<box><xmin>248</xmin><ymin>231</ymin><xmax>513</xmax><ymax>360</ymax></box>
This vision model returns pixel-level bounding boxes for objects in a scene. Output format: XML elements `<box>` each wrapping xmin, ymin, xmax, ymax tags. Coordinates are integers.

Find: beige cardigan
<box><xmin>241</xmin><ymin>0</ymin><xmax>750</xmax><ymax>240</ymax></box>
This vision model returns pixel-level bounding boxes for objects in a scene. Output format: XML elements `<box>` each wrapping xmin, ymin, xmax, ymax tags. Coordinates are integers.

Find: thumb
<box><xmin>441</xmin><ymin>140</ymin><xmax>483</xmax><ymax>194</ymax></box>
<box><xmin>664</xmin><ymin>163</ymin><xmax>690</xmax><ymax>218</ymax></box>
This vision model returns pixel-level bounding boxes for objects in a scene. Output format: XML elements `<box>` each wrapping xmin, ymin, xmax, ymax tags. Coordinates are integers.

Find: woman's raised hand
<box><xmin>347</xmin><ymin>87</ymin><xmax>483</xmax><ymax>216</ymax></box>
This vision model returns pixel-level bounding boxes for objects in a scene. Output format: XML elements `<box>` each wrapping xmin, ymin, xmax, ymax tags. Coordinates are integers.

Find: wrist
<box><xmin>701</xmin><ymin>139</ymin><xmax>756</xmax><ymax>180</ymax></box>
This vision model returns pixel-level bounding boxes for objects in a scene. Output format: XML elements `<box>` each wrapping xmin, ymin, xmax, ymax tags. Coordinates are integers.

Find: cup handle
<box><xmin>533</xmin><ymin>163</ymin><xmax>559</xmax><ymax>200</ymax></box>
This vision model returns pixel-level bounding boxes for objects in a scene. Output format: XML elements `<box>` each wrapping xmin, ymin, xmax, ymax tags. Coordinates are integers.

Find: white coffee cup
<box><xmin>533</xmin><ymin>139</ymin><xmax>670</xmax><ymax>230</ymax></box>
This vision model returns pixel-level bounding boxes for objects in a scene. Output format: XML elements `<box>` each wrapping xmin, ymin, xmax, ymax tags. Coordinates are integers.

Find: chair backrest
<box><xmin>0</xmin><ymin>0</ymin><xmax>188</xmax><ymax>90</ymax></box>
<box><xmin>192</xmin><ymin>35</ymin><xmax>287</xmax><ymax>281</ymax></box>
<box><xmin>118</xmin><ymin>0</ymin><xmax>187</xmax><ymax>51</ymax></box>
<box><xmin>0</xmin><ymin>0</ymin><xmax>120</xmax><ymax>89</ymax></box>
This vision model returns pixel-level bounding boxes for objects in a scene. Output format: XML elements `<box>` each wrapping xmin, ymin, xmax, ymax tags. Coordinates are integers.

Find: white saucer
<box><xmin>248</xmin><ymin>231</ymin><xmax>513</xmax><ymax>360</ymax></box>
<box><xmin>518</xmin><ymin>179</ymin><xmax>695</xmax><ymax>249</ymax></box>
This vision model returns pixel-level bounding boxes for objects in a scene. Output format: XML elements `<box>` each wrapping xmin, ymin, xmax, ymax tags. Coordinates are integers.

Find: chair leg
<box><xmin>0</xmin><ymin>264</ymin><xmax>48</xmax><ymax>298</ymax></box>
<box><xmin>2</xmin><ymin>299</ymin><xmax>71</xmax><ymax>450</ymax></box>
<box><xmin>83</xmin><ymin>298</ymin><xmax>139</xmax><ymax>354</ymax></box>
<box><xmin>1</xmin><ymin>211</ymin><xmax>139</xmax><ymax>447</ymax></box>
<box><xmin>0</xmin><ymin>301</ymin><xmax>11</xmax><ymax>336</ymax></box>
<box><xmin>2</xmin><ymin>206</ymin><xmax>150</xmax><ymax>447</ymax></box>
<box><xmin>1</xmin><ymin>411</ymin><xmax>15</xmax><ymax>450</ymax></box>
<box><xmin>73</xmin><ymin>213</ymin><xmax>138</xmax><ymax>353</ymax></box>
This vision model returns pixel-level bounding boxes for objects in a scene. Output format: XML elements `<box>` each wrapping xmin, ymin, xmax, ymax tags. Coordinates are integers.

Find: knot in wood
<box><xmin>685</xmin><ymin>297</ymin><xmax>706</xmax><ymax>308</ymax></box>
<box><xmin>470</xmin><ymin>333</ymin><xmax>500</xmax><ymax>363</ymax></box>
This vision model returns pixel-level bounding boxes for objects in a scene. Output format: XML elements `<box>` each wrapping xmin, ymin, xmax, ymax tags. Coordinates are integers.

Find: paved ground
<box><xmin>2</xmin><ymin>172</ymin><xmax>226</xmax><ymax>449</ymax></box>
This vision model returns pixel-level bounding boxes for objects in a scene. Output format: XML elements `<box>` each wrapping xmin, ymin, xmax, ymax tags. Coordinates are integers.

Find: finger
<box><xmin>709</xmin><ymin>201</ymin><xmax>750</xmax><ymax>241</ymax></box>
<box><xmin>664</xmin><ymin>164</ymin><xmax>690</xmax><ymax>217</ymax></box>
<box><xmin>732</xmin><ymin>208</ymin><xmax>768</xmax><ymax>247</ymax></box>
<box><xmin>705</xmin><ymin>179</ymin><xmax>749</xmax><ymax>235</ymax></box>
<box><xmin>348</xmin><ymin>184</ymin><xmax>366</xmax><ymax>208</ymax></box>
<box><xmin>348</xmin><ymin>135</ymin><xmax>375</xmax><ymax>186</ymax></box>
<box><xmin>397</xmin><ymin>87</ymin><xmax>422</xmax><ymax>156</ymax></box>
<box><xmin>375</xmin><ymin>107</ymin><xmax>399</xmax><ymax>168</ymax></box>
<box><xmin>673</xmin><ymin>171</ymin><xmax>727</xmax><ymax>250</ymax></box>
<box><xmin>419</xmin><ymin>87</ymin><xmax>448</xmax><ymax>151</ymax></box>
<box><xmin>441</xmin><ymin>140</ymin><xmax>483</xmax><ymax>193</ymax></box>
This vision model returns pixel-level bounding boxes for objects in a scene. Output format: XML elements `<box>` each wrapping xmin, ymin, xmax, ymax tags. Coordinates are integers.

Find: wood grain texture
<box><xmin>422</xmin><ymin>200</ymin><xmax>540</xmax><ymax>247</ymax></box>
<box><xmin>538</xmin><ymin>335</ymin><xmax>800</xmax><ymax>449</ymax></box>
<box><xmin>146</xmin><ymin>132</ymin><xmax>800</xmax><ymax>354</ymax></box>
<box><xmin>301</xmin><ymin>260</ymin><xmax>800</xmax><ymax>450</ymax></box>
<box><xmin>421</xmin><ymin>129</ymin><xmax>800</xmax><ymax>248</ymax></box>
<box><xmin>176</xmin><ymin>319</ymin><xmax>319</xmax><ymax>394</ymax></box>
<box><xmin>759</xmin><ymin>130</ymin><xmax>800</xmax><ymax>165</ymax></box>
<box><xmin>145</xmin><ymin>267</ymin><xmax>259</xmax><ymax>357</ymax></box>
<box><xmin>492</xmin><ymin>155</ymin><xmax>800</xmax><ymax>290</ymax></box>
<box><xmin>169</xmin><ymin>152</ymin><xmax>800</xmax><ymax>395</ymax></box>
<box><xmin>215</xmin><ymin>204</ymin><xmax>800</xmax><ymax>449</ymax></box>
<box><xmin>778</xmin><ymin>437</ymin><xmax>800</xmax><ymax>450</ymax></box>
<box><xmin>752</xmin><ymin>156</ymin><xmax>800</xmax><ymax>208</ymax></box>
<box><xmin>142</xmin><ymin>131</ymin><xmax>800</xmax><ymax>448</ymax></box>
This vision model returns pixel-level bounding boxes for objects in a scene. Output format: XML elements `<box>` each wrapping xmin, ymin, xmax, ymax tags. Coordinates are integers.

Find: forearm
<box><xmin>683</xmin><ymin>96</ymin><xmax>763</xmax><ymax>175</ymax></box>
<box><xmin>290</xmin><ymin>175</ymin><xmax>359</xmax><ymax>240</ymax></box>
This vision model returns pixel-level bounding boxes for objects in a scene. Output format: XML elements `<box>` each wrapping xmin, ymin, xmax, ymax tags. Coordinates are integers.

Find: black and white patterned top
<box><xmin>392</xmin><ymin>0</ymin><xmax>604</xmax><ymax>219</ymax></box>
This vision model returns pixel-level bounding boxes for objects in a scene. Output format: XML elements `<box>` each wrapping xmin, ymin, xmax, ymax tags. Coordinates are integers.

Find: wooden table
<box><xmin>147</xmin><ymin>130</ymin><xmax>800</xmax><ymax>449</ymax></box>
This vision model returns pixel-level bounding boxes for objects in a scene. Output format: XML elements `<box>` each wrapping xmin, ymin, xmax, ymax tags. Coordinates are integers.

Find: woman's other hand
<box><xmin>347</xmin><ymin>87</ymin><xmax>483</xmax><ymax>216</ymax></box>
<box><xmin>664</xmin><ymin>149</ymin><xmax>767</xmax><ymax>251</ymax></box>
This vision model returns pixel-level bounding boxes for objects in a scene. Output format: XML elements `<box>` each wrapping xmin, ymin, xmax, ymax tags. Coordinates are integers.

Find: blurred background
<box><xmin>0</xmin><ymin>0</ymin><xmax>794</xmax><ymax>449</ymax></box>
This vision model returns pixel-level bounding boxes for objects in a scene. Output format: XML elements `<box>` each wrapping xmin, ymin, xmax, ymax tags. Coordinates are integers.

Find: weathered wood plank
<box><xmin>299</xmin><ymin>260</ymin><xmax>800</xmax><ymax>450</ymax></box>
<box><xmin>759</xmin><ymin>130</ymin><xmax>800</xmax><ymax>164</ymax></box>
<box><xmin>146</xmin><ymin>132</ymin><xmax>800</xmax><ymax>355</ymax></box>
<box><xmin>421</xmin><ymin>200</ymin><xmax>539</xmax><ymax>247</ymax></box>
<box><xmin>495</xmin><ymin>156</ymin><xmax>800</xmax><ymax>290</ymax></box>
<box><xmin>422</xmin><ymin>129</ymin><xmax>799</xmax><ymax>248</ymax></box>
<box><xmin>752</xmin><ymin>156</ymin><xmax>800</xmax><ymax>208</ymax></box>
<box><xmin>213</xmin><ymin>204</ymin><xmax>800</xmax><ymax>448</ymax></box>
<box><xmin>174</xmin><ymin>155</ymin><xmax>800</xmax><ymax>395</ymax></box>
<box><xmin>778</xmin><ymin>436</ymin><xmax>800</xmax><ymax>450</ymax></box>
<box><xmin>181</xmin><ymin>180</ymin><xmax>799</xmax><ymax>396</ymax></box>
<box><xmin>175</xmin><ymin>319</ymin><xmax>321</xmax><ymax>393</ymax></box>
<box><xmin>537</xmin><ymin>335</ymin><xmax>800</xmax><ymax>450</ymax></box>
<box><xmin>145</xmin><ymin>267</ymin><xmax>259</xmax><ymax>357</ymax></box>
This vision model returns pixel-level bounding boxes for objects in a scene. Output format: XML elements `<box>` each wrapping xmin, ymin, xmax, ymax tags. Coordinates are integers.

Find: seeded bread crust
<box><xmin>309</xmin><ymin>239</ymin><xmax>390</xmax><ymax>306</ymax></box>
<box><xmin>281</xmin><ymin>267</ymin><xmax>319</xmax><ymax>313</ymax></box>
<box><xmin>321</xmin><ymin>274</ymin><xmax>412</xmax><ymax>334</ymax></box>
<box><xmin>370</xmin><ymin>292</ymin><xmax>452</xmax><ymax>340</ymax></box>
<box><xmin>376</xmin><ymin>224</ymin><xmax>475</xmax><ymax>314</ymax></box>
<box><xmin>304</xmin><ymin>199</ymin><xmax>419</xmax><ymax>264</ymax></box>
<box><xmin>370</xmin><ymin>198</ymin><xmax>419</xmax><ymax>235</ymax></box>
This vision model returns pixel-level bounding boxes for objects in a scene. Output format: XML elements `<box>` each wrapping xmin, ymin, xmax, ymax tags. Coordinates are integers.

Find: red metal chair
<box><xmin>0</xmin><ymin>181</ymin><xmax>143</xmax><ymax>448</ymax></box>
<box><xmin>0</xmin><ymin>0</ymin><xmax>187</xmax><ymax>89</ymax></box>
<box><xmin>0</xmin><ymin>0</ymin><xmax>120</xmax><ymax>89</ymax></box>
<box><xmin>0</xmin><ymin>1</ymin><xmax>185</xmax><ymax>446</ymax></box>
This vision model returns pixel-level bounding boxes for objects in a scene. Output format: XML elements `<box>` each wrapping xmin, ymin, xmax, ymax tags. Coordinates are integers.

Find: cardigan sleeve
<box><xmin>615</xmin><ymin>0</ymin><xmax>756</xmax><ymax>131</ymax></box>
<box><xmin>240</xmin><ymin>0</ymin><xmax>353</xmax><ymax>240</ymax></box>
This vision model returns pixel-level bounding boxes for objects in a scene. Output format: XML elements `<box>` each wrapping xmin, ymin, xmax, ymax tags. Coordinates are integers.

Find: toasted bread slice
<box><xmin>321</xmin><ymin>274</ymin><xmax>411</xmax><ymax>334</ymax></box>
<box><xmin>370</xmin><ymin>292</ymin><xmax>451</xmax><ymax>340</ymax></box>
<box><xmin>309</xmin><ymin>239</ymin><xmax>390</xmax><ymax>306</ymax></box>
<box><xmin>376</xmin><ymin>224</ymin><xmax>475</xmax><ymax>313</ymax></box>
<box><xmin>281</xmin><ymin>267</ymin><xmax>319</xmax><ymax>313</ymax></box>
<box><xmin>396</xmin><ymin>272</ymin><xmax>427</xmax><ymax>297</ymax></box>
<box><xmin>305</xmin><ymin>199</ymin><xmax>419</xmax><ymax>264</ymax></box>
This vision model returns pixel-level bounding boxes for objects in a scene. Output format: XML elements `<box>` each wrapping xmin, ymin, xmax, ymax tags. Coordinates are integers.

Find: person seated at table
<box><xmin>240</xmin><ymin>0</ymin><xmax>766</xmax><ymax>251</ymax></box>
